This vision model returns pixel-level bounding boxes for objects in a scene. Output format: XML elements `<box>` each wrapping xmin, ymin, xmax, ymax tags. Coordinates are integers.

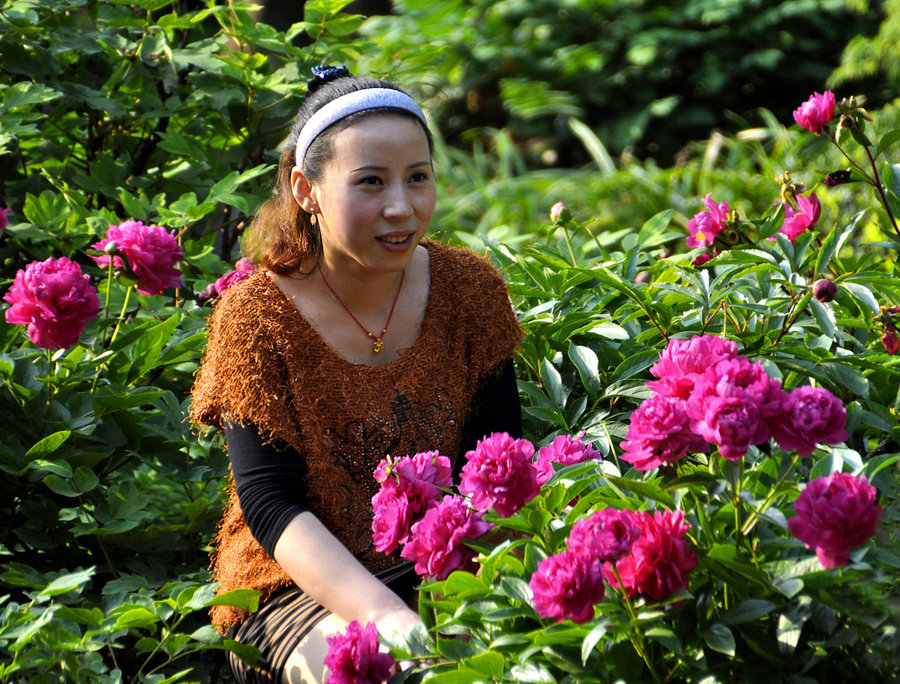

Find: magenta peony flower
<box><xmin>686</xmin><ymin>194</ymin><xmax>730</xmax><ymax>249</ymax></box>
<box><xmin>92</xmin><ymin>220</ymin><xmax>183</xmax><ymax>296</ymax></box>
<box><xmin>324</xmin><ymin>620</ymin><xmax>395</xmax><ymax>684</ymax></box>
<box><xmin>647</xmin><ymin>334</ymin><xmax>739</xmax><ymax>399</ymax></box>
<box><xmin>605</xmin><ymin>509</ymin><xmax>697</xmax><ymax>600</ymax></box>
<box><xmin>788</xmin><ymin>473</ymin><xmax>882</xmax><ymax>568</ymax></box>
<box><xmin>0</xmin><ymin>207</ymin><xmax>9</xmax><ymax>230</ymax></box>
<box><xmin>371</xmin><ymin>482</ymin><xmax>415</xmax><ymax>554</ymax></box>
<box><xmin>687</xmin><ymin>356</ymin><xmax>787</xmax><ymax>460</ymax></box>
<box><xmin>530</xmin><ymin>550</ymin><xmax>605</xmax><ymax>624</ymax></box>
<box><xmin>534</xmin><ymin>432</ymin><xmax>602</xmax><ymax>485</ymax></box>
<box><xmin>779</xmin><ymin>192</ymin><xmax>821</xmax><ymax>243</ymax></box>
<box><xmin>371</xmin><ymin>450</ymin><xmax>453</xmax><ymax>554</ymax></box>
<box><xmin>620</xmin><ymin>395</ymin><xmax>708</xmax><ymax>470</ymax></box>
<box><xmin>567</xmin><ymin>508</ymin><xmax>640</xmax><ymax>564</ymax></box>
<box><xmin>459</xmin><ymin>432</ymin><xmax>540</xmax><ymax>517</ymax></box>
<box><xmin>401</xmin><ymin>495</ymin><xmax>492</xmax><ymax>579</ymax></box>
<box><xmin>772</xmin><ymin>385</ymin><xmax>848</xmax><ymax>456</ymax></box>
<box><xmin>4</xmin><ymin>257</ymin><xmax>100</xmax><ymax>349</ymax></box>
<box><xmin>691</xmin><ymin>252</ymin><xmax>713</xmax><ymax>267</ymax></box>
<box><xmin>793</xmin><ymin>91</ymin><xmax>836</xmax><ymax>135</ymax></box>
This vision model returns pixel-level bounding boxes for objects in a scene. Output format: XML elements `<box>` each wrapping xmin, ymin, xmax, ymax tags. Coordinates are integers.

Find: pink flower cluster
<box><xmin>323</xmin><ymin>620</ymin><xmax>394</xmax><ymax>684</ymax></box>
<box><xmin>92</xmin><ymin>220</ymin><xmax>183</xmax><ymax>296</ymax></box>
<box><xmin>622</xmin><ymin>334</ymin><xmax>848</xmax><ymax>467</ymax></box>
<box><xmin>793</xmin><ymin>91</ymin><xmax>836</xmax><ymax>135</ymax></box>
<box><xmin>534</xmin><ymin>432</ymin><xmax>602</xmax><ymax>485</ymax></box>
<box><xmin>400</xmin><ymin>495</ymin><xmax>492</xmax><ymax>580</ymax></box>
<box><xmin>198</xmin><ymin>257</ymin><xmax>256</xmax><ymax>303</ymax></box>
<box><xmin>686</xmin><ymin>194</ymin><xmax>730</xmax><ymax>249</ymax></box>
<box><xmin>789</xmin><ymin>472</ymin><xmax>882</xmax><ymax>568</ymax></box>
<box><xmin>531</xmin><ymin>506</ymin><xmax>695</xmax><ymax>622</ymax></box>
<box><xmin>4</xmin><ymin>257</ymin><xmax>100</xmax><ymax>349</ymax></box>
<box><xmin>459</xmin><ymin>432</ymin><xmax>540</xmax><ymax>517</ymax></box>
<box><xmin>371</xmin><ymin>450</ymin><xmax>452</xmax><ymax>554</ymax></box>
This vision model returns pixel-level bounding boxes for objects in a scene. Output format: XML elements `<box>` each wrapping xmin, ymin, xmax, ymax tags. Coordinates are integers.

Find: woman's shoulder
<box><xmin>206</xmin><ymin>271</ymin><xmax>293</xmax><ymax>338</ymax></box>
<box><xmin>425</xmin><ymin>240</ymin><xmax>508</xmax><ymax>292</ymax></box>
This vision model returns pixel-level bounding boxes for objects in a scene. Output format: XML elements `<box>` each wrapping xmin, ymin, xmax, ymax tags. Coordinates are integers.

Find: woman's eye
<box><xmin>360</xmin><ymin>176</ymin><xmax>382</xmax><ymax>185</ymax></box>
<box><xmin>410</xmin><ymin>171</ymin><xmax>430</xmax><ymax>183</ymax></box>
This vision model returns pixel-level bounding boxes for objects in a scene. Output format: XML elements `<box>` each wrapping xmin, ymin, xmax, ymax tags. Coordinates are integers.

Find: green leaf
<box><xmin>604</xmin><ymin>475</ymin><xmax>675</xmax><ymax>508</ymax></box>
<box><xmin>497</xmin><ymin>577</ymin><xmax>532</xmax><ymax>605</ymax></box>
<box><xmin>875</xmin><ymin>128</ymin><xmax>900</xmax><ymax>159</ymax></box>
<box><xmin>719</xmin><ymin>599</ymin><xmax>776</xmax><ymax>625</ymax></box>
<box><xmin>540</xmin><ymin>358</ymin><xmax>566</xmax><ymax>408</ymax></box>
<box><xmin>568</xmin><ymin>343</ymin><xmax>601</xmax><ymax>397</ymax></box>
<box><xmin>464</xmin><ymin>651</ymin><xmax>506</xmax><ymax>677</ymax></box>
<box><xmin>645</xmin><ymin>626</ymin><xmax>682</xmax><ymax>654</ymax></box>
<box><xmin>206</xmin><ymin>588</ymin><xmax>260</xmax><ymax>613</ymax></box>
<box><xmin>423</xmin><ymin>669</ymin><xmax>484</xmax><ymax>684</ymax></box>
<box><xmin>39</xmin><ymin>567</ymin><xmax>95</xmax><ymax>598</ymax></box>
<box><xmin>568</xmin><ymin>117</ymin><xmax>615</xmax><ymax>176</ymax></box>
<box><xmin>581</xmin><ymin>620</ymin><xmax>608</xmax><ymax>663</ymax></box>
<box><xmin>808</xmin><ymin>298</ymin><xmax>835</xmax><ymax>338</ymax></box>
<box><xmin>24</xmin><ymin>430</ymin><xmax>72</xmax><ymax>460</ymax></box>
<box><xmin>703</xmin><ymin>623</ymin><xmax>735</xmax><ymax>656</ymax></box>
<box><xmin>115</xmin><ymin>606</ymin><xmax>161</xmax><ymax>629</ymax></box>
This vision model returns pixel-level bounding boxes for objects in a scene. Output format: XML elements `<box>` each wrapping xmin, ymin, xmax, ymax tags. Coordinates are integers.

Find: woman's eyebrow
<box><xmin>351</xmin><ymin>160</ymin><xmax>431</xmax><ymax>173</ymax></box>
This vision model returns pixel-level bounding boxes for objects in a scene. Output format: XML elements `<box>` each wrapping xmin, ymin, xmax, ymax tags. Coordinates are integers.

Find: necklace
<box><xmin>319</xmin><ymin>268</ymin><xmax>405</xmax><ymax>354</ymax></box>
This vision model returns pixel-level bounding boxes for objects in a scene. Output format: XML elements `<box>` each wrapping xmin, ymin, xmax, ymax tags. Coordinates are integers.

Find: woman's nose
<box><xmin>383</xmin><ymin>184</ymin><xmax>413</xmax><ymax>219</ymax></box>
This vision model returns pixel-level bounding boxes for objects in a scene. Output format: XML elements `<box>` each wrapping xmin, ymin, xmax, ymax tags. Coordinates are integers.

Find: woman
<box><xmin>191</xmin><ymin>66</ymin><xmax>523</xmax><ymax>684</ymax></box>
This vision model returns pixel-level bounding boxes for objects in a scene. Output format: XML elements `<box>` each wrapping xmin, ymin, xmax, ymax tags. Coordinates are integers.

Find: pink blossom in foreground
<box><xmin>4</xmin><ymin>257</ymin><xmax>100</xmax><ymax>349</ymax></box>
<box><xmin>92</xmin><ymin>220</ymin><xmax>183</xmax><ymax>296</ymax></box>
<box><xmin>459</xmin><ymin>432</ymin><xmax>539</xmax><ymax>517</ymax></box>
<box><xmin>530</xmin><ymin>550</ymin><xmax>605</xmax><ymax>624</ymax></box>
<box><xmin>686</xmin><ymin>194</ymin><xmax>730</xmax><ymax>249</ymax></box>
<box><xmin>0</xmin><ymin>207</ymin><xmax>9</xmax><ymax>230</ymax></box>
<box><xmin>779</xmin><ymin>192</ymin><xmax>821</xmax><ymax>243</ymax></box>
<box><xmin>620</xmin><ymin>395</ymin><xmax>707</xmax><ymax>470</ymax></box>
<box><xmin>401</xmin><ymin>495</ymin><xmax>491</xmax><ymax>579</ymax></box>
<box><xmin>788</xmin><ymin>473</ymin><xmax>882</xmax><ymax>568</ymax></box>
<box><xmin>534</xmin><ymin>432</ymin><xmax>602</xmax><ymax>485</ymax></box>
<box><xmin>371</xmin><ymin>450</ymin><xmax>453</xmax><ymax>554</ymax></box>
<box><xmin>567</xmin><ymin>508</ymin><xmax>640</xmax><ymax>564</ymax></box>
<box><xmin>605</xmin><ymin>509</ymin><xmax>697</xmax><ymax>600</ymax></box>
<box><xmin>647</xmin><ymin>334</ymin><xmax>739</xmax><ymax>400</ymax></box>
<box><xmin>772</xmin><ymin>385</ymin><xmax>848</xmax><ymax>457</ymax></box>
<box><xmin>324</xmin><ymin>620</ymin><xmax>394</xmax><ymax>684</ymax></box>
<box><xmin>793</xmin><ymin>91</ymin><xmax>836</xmax><ymax>135</ymax></box>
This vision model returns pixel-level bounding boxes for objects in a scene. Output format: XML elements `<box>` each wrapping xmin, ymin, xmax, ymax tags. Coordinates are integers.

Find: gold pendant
<box><xmin>372</xmin><ymin>338</ymin><xmax>384</xmax><ymax>353</ymax></box>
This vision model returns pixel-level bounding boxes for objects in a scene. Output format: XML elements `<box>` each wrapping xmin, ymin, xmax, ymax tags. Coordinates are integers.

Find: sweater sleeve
<box><xmin>190</xmin><ymin>274</ymin><xmax>298</xmax><ymax>444</ymax></box>
<box><xmin>224</xmin><ymin>422</ymin><xmax>310</xmax><ymax>558</ymax></box>
<box><xmin>458</xmin><ymin>357</ymin><xmax>522</xmax><ymax>460</ymax></box>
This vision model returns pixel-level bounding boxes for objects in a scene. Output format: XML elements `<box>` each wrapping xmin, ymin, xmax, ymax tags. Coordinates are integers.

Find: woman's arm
<box><xmin>224</xmin><ymin>422</ymin><xmax>420</xmax><ymax>633</ymax></box>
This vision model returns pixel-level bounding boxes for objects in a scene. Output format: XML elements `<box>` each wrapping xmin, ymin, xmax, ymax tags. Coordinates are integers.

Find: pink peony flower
<box><xmin>779</xmin><ymin>192</ymin><xmax>821</xmax><ymax>243</ymax></box>
<box><xmin>0</xmin><ymin>207</ymin><xmax>9</xmax><ymax>230</ymax></box>
<box><xmin>647</xmin><ymin>334</ymin><xmax>739</xmax><ymax>399</ymax></box>
<box><xmin>605</xmin><ymin>509</ymin><xmax>697</xmax><ymax>600</ymax></box>
<box><xmin>567</xmin><ymin>508</ymin><xmax>640</xmax><ymax>563</ymax></box>
<box><xmin>371</xmin><ymin>450</ymin><xmax>453</xmax><ymax>554</ymax></box>
<box><xmin>788</xmin><ymin>473</ymin><xmax>882</xmax><ymax>568</ymax></box>
<box><xmin>371</xmin><ymin>482</ymin><xmax>414</xmax><ymax>554</ymax></box>
<box><xmin>530</xmin><ymin>550</ymin><xmax>606</xmax><ymax>624</ymax></box>
<box><xmin>401</xmin><ymin>495</ymin><xmax>492</xmax><ymax>579</ymax></box>
<box><xmin>686</xmin><ymin>194</ymin><xmax>730</xmax><ymax>249</ymax></box>
<box><xmin>534</xmin><ymin>432</ymin><xmax>602</xmax><ymax>485</ymax></box>
<box><xmin>620</xmin><ymin>395</ymin><xmax>708</xmax><ymax>470</ymax></box>
<box><xmin>687</xmin><ymin>356</ymin><xmax>787</xmax><ymax>459</ymax></box>
<box><xmin>324</xmin><ymin>620</ymin><xmax>395</xmax><ymax>684</ymax></box>
<box><xmin>689</xmin><ymin>395</ymin><xmax>766</xmax><ymax>461</ymax></box>
<box><xmin>92</xmin><ymin>220</ymin><xmax>183</xmax><ymax>296</ymax></box>
<box><xmin>459</xmin><ymin>432</ymin><xmax>540</xmax><ymax>517</ymax></box>
<box><xmin>793</xmin><ymin>91</ymin><xmax>836</xmax><ymax>135</ymax></box>
<box><xmin>772</xmin><ymin>385</ymin><xmax>848</xmax><ymax>456</ymax></box>
<box><xmin>4</xmin><ymin>257</ymin><xmax>100</xmax><ymax>349</ymax></box>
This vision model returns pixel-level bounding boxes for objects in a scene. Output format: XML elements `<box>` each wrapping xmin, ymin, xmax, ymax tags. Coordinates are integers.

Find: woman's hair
<box><xmin>242</xmin><ymin>72</ymin><xmax>434</xmax><ymax>275</ymax></box>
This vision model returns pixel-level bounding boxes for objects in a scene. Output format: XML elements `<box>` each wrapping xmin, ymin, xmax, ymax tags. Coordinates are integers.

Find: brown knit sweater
<box><xmin>190</xmin><ymin>241</ymin><xmax>522</xmax><ymax>631</ymax></box>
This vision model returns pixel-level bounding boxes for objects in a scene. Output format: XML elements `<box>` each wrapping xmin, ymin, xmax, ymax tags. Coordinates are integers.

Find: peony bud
<box><xmin>550</xmin><ymin>201</ymin><xmax>571</xmax><ymax>222</ymax></box>
<box><xmin>813</xmin><ymin>279</ymin><xmax>837</xmax><ymax>303</ymax></box>
<box><xmin>883</xmin><ymin>329</ymin><xmax>899</xmax><ymax>356</ymax></box>
<box><xmin>691</xmin><ymin>253</ymin><xmax>713</xmax><ymax>267</ymax></box>
<box><xmin>103</xmin><ymin>241</ymin><xmax>120</xmax><ymax>256</ymax></box>
<box><xmin>823</xmin><ymin>170</ymin><xmax>853</xmax><ymax>186</ymax></box>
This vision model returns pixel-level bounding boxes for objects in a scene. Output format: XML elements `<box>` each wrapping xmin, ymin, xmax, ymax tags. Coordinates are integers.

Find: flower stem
<box><xmin>109</xmin><ymin>285</ymin><xmax>133</xmax><ymax>347</ymax></box>
<box><xmin>741</xmin><ymin>452</ymin><xmax>802</xmax><ymax>536</ymax></box>
<box><xmin>862</xmin><ymin>145</ymin><xmax>900</xmax><ymax>243</ymax></box>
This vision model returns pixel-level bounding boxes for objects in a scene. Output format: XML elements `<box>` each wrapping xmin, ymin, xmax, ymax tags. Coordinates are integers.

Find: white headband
<box><xmin>295</xmin><ymin>88</ymin><xmax>426</xmax><ymax>165</ymax></box>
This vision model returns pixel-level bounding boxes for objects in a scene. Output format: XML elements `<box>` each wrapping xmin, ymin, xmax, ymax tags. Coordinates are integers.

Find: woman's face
<box><xmin>294</xmin><ymin>113</ymin><xmax>435</xmax><ymax>278</ymax></box>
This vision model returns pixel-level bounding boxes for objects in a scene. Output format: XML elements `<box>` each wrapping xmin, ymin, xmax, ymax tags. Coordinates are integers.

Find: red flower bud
<box><xmin>691</xmin><ymin>253</ymin><xmax>713</xmax><ymax>267</ymax></box>
<box><xmin>823</xmin><ymin>170</ymin><xmax>852</xmax><ymax>187</ymax></box>
<box><xmin>883</xmin><ymin>329</ymin><xmax>899</xmax><ymax>355</ymax></box>
<box><xmin>813</xmin><ymin>279</ymin><xmax>837</xmax><ymax>303</ymax></box>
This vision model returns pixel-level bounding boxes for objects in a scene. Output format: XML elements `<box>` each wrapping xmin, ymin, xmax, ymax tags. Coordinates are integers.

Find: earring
<box><xmin>309</xmin><ymin>212</ymin><xmax>318</xmax><ymax>227</ymax></box>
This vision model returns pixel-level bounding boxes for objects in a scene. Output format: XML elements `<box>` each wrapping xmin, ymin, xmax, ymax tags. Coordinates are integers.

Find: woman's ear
<box><xmin>290</xmin><ymin>167</ymin><xmax>320</xmax><ymax>214</ymax></box>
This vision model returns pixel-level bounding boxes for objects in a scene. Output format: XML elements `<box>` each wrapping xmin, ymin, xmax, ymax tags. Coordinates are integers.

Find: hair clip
<box><xmin>307</xmin><ymin>65</ymin><xmax>352</xmax><ymax>93</ymax></box>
